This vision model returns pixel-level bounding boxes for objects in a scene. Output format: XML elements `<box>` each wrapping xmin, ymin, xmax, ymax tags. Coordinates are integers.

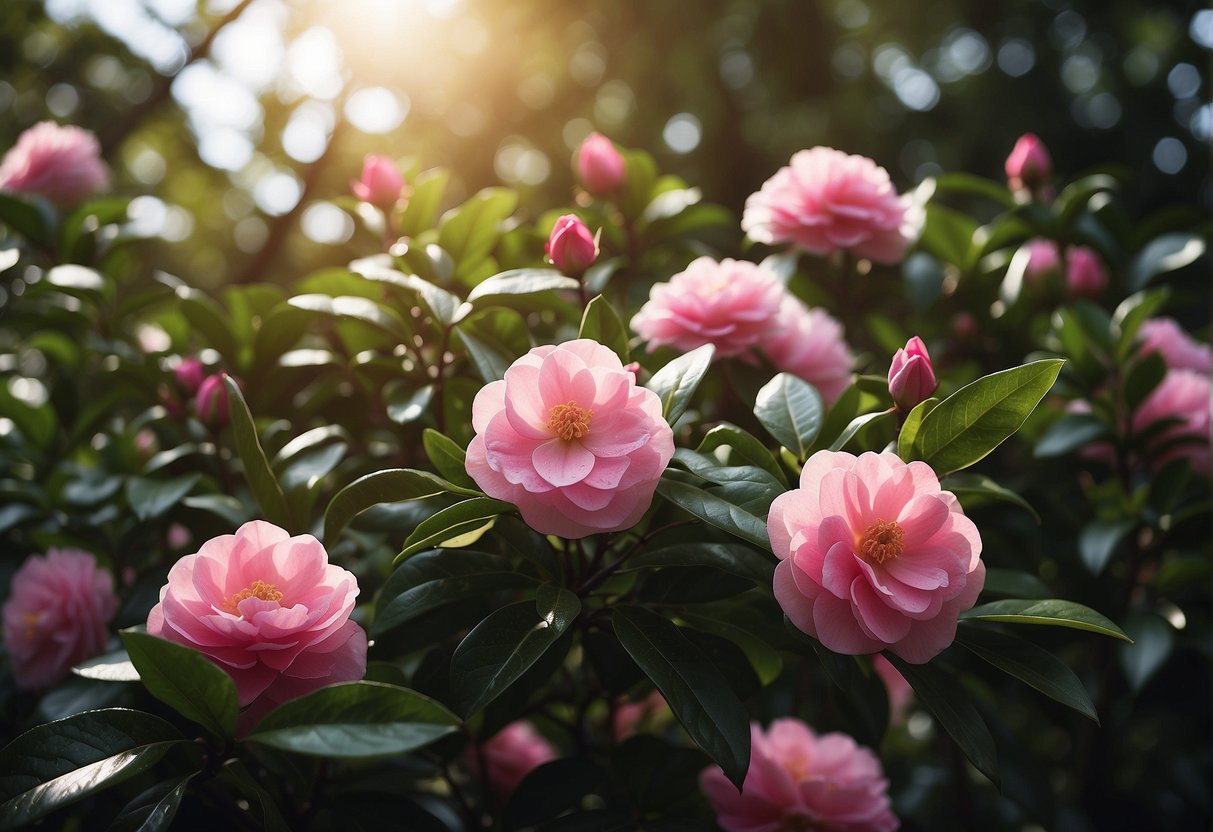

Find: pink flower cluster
<box><xmin>161</xmin><ymin>359</ymin><xmax>232</xmax><ymax>429</ymax></box>
<box><xmin>770</xmin><ymin>451</ymin><xmax>985</xmax><ymax>663</ymax></box>
<box><xmin>742</xmin><ymin>147</ymin><xmax>909</xmax><ymax>264</ymax></box>
<box><xmin>147</xmin><ymin>521</ymin><xmax>367</xmax><ymax>724</ymax></box>
<box><xmin>631</xmin><ymin>258</ymin><xmax>856</xmax><ymax>406</ymax></box>
<box><xmin>700</xmin><ymin>718</ymin><xmax>898</xmax><ymax>832</ymax></box>
<box><xmin>0</xmin><ymin>121</ymin><xmax>109</xmax><ymax>205</ymax></box>
<box><xmin>465</xmin><ymin>339</ymin><xmax>675</xmax><ymax>539</ymax></box>
<box><xmin>3</xmin><ymin>549</ymin><xmax>118</xmax><ymax>690</ymax></box>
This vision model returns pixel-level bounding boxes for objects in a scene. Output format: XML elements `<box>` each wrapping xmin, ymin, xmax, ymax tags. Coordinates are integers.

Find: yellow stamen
<box><xmin>857</xmin><ymin>519</ymin><xmax>905</xmax><ymax>564</ymax></box>
<box><xmin>223</xmin><ymin>579</ymin><xmax>283</xmax><ymax>615</ymax></box>
<box><xmin>546</xmin><ymin>401</ymin><xmax>593</xmax><ymax>440</ymax></box>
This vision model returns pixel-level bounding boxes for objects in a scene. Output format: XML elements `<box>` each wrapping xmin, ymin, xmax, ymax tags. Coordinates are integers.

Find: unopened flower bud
<box><xmin>173</xmin><ymin>357</ymin><xmax>205</xmax><ymax>396</ymax></box>
<box><xmin>575</xmin><ymin>132</ymin><xmax>625</xmax><ymax>196</ymax></box>
<box><xmin>351</xmin><ymin>154</ymin><xmax>404</xmax><ymax>210</ymax></box>
<box><xmin>195</xmin><ymin>374</ymin><xmax>231</xmax><ymax>429</ymax></box>
<box><xmin>1005</xmin><ymin>133</ymin><xmax>1053</xmax><ymax>199</ymax></box>
<box><xmin>545</xmin><ymin>214</ymin><xmax>599</xmax><ymax>275</ymax></box>
<box><xmin>888</xmin><ymin>336</ymin><xmax>937</xmax><ymax>411</ymax></box>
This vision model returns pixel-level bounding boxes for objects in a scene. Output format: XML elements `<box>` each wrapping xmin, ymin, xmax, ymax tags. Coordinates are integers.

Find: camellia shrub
<box><xmin>0</xmin><ymin>118</ymin><xmax>1208</xmax><ymax>832</ymax></box>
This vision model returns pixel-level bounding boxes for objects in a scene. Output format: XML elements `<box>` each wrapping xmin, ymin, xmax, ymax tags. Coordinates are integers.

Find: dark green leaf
<box><xmin>1111</xmin><ymin>288</ymin><xmax>1170</xmax><ymax>360</ymax></box>
<box><xmin>680</xmin><ymin>612</ymin><xmax>782</xmax><ymax>685</ymax></box>
<box><xmin>1124</xmin><ymin>352</ymin><xmax>1167</xmax><ymax>411</ymax></box>
<box><xmin>655</xmin><ymin>476</ymin><xmax>770</xmax><ymax>551</ymax></box>
<box><xmin>958</xmin><ymin>626</ymin><xmax>1097</xmax><ymax>721</ymax></box>
<box><xmin>919</xmin><ymin>202</ymin><xmax>979</xmax><ymax>270</ymax></box>
<box><xmin>612</xmin><ymin>606</ymin><xmax>750</xmax><ymax>789</ymax></box>
<box><xmin>0</xmin><ymin>192</ymin><xmax>55</xmax><ymax>245</ymax></box>
<box><xmin>941</xmin><ymin>473</ymin><xmax>1040</xmax><ymax>522</ymax></box>
<box><xmin>422</xmin><ymin>428</ymin><xmax>477</xmax><ymax>489</ymax></box>
<box><xmin>980</xmin><ymin>569</ymin><xmax>1050</xmax><ymax>600</ymax></box>
<box><xmin>578</xmin><ymin>294</ymin><xmax>630</xmax><ymax>362</ymax></box>
<box><xmin>1129</xmin><ymin>232</ymin><xmax>1206</xmax><ymax>291</ymax></box>
<box><xmin>124</xmin><ymin>474</ymin><xmax>200</xmax><ymax>522</ymax></box>
<box><xmin>896</xmin><ymin>397</ymin><xmax>939</xmax><ymax>460</ymax></box>
<box><xmin>960</xmin><ymin>599</ymin><xmax>1130</xmax><ymax>641</ymax></box>
<box><xmin>502</xmin><ymin>758</ymin><xmax>607</xmax><ymax>832</ymax></box>
<box><xmin>288</xmin><ymin>294</ymin><xmax>408</xmax><ymax>339</ymax></box>
<box><xmin>121</xmin><ymin>631</ymin><xmax>238</xmax><ymax>738</ymax></box>
<box><xmin>224</xmin><ymin>376</ymin><xmax>292</xmax><ymax>530</ymax></box>
<box><xmin>1118</xmin><ymin>612</ymin><xmax>1174</xmax><ymax>692</ymax></box>
<box><xmin>450</xmin><ymin>585</ymin><xmax>580</xmax><ymax>716</ymax></box>
<box><xmin>438</xmin><ymin>187</ymin><xmax>518</xmax><ymax>283</ymax></box>
<box><xmin>246</xmin><ymin>682</ymin><xmax>459</xmax><ymax>758</ymax></box>
<box><xmin>933</xmin><ymin>173</ymin><xmax>1016</xmax><ymax>208</ymax></box>
<box><xmin>385</xmin><ymin>383</ymin><xmax>435</xmax><ymax>425</ymax></box>
<box><xmin>1034</xmin><ymin>412</ymin><xmax>1109</xmax><ymax>458</ymax></box>
<box><xmin>913</xmin><ymin>359</ymin><xmax>1065</xmax><ymax>476</ymax></box>
<box><xmin>625</xmin><ymin>542</ymin><xmax>774</xmax><ymax>583</ymax></box>
<box><xmin>753</xmin><ymin>373</ymin><xmax>823</xmax><ymax>459</ymax></box>
<box><xmin>696</xmin><ymin>423</ymin><xmax>787</xmax><ymax>486</ymax></box>
<box><xmin>456</xmin><ymin>324</ymin><xmax>516</xmax><ymax>382</ymax></box>
<box><xmin>396</xmin><ymin>497</ymin><xmax>514</xmax><ymax>561</ymax></box>
<box><xmin>323</xmin><ymin>468</ymin><xmax>480</xmax><ymax>546</ymax></box>
<box><xmin>109</xmin><ymin>775</ymin><xmax>193</xmax><ymax>832</ymax></box>
<box><xmin>833</xmin><ymin>409</ymin><xmax>894</xmax><ymax>453</ymax></box>
<box><xmin>179</xmin><ymin>291</ymin><xmax>240</xmax><ymax>360</ymax></box>
<box><xmin>646</xmin><ymin>344</ymin><xmax>715</xmax><ymax>425</ymax></box>
<box><xmin>784</xmin><ymin>624</ymin><xmax>888</xmax><ymax>749</ymax></box>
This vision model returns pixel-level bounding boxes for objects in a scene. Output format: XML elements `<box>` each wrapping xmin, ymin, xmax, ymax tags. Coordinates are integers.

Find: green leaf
<box><xmin>655</xmin><ymin>476</ymin><xmax>771</xmax><ymax>551</ymax></box>
<box><xmin>919</xmin><ymin>202</ymin><xmax>979</xmax><ymax>270</ymax></box>
<box><xmin>450</xmin><ymin>585</ymin><xmax>580</xmax><ymax>716</ymax></box>
<box><xmin>646</xmin><ymin>344</ymin><xmax>714</xmax><ymax>425</ymax></box>
<box><xmin>1119</xmin><ymin>612</ymin><xmax>1174</xmax><ymax>692</ymax></box>
<box><xmin>960</xmin><ymin>599</ymin><xmax>1131</xmax><ymax>641</ymax></box>
<box><xmin>438</xmin><ymin>187</ymin><xmax>518</xmax><ymax>283</ymax></box>
<box><xmin>45</xmin><ymin>264</ymin><xmax>108</xmax><ymax>295</ymax></box>
<box><xmin>624</xmin><ymin>542</ymin><xmax>775</xmax><ymax>583</ymax></box>
<box><xmin>385</xmin><ymin>383</ymin><xmax>435</xmax><ymax>424</ymax></box>
<box><xmin>1111</xmin><ymin>288</ymin><xmax>1170</xmax><ymax>360</ymax></box>
<box><xmin>121</xmin><ymin>631</ymin><xmax>239</xmax><ymax>739</ymax></box>
<box><xmin>422</xmin><ymin>429</ymin><xmax>477</xmax><ymax>489</ymax></box>
<box><xmin>224</xmin><ymin>376</ymin><xmax>292</xmax><ymax>530</ymax></box>
<box><xmin>72</xmin><ymin>649</ymin><xmax>140</xmax><ymax>682</ymax></box>
<box><xmin>124</xmin><ymin>474</ymin><xmax>200</xmax><ymax>522</ymax></box>
<box><xmin>0</xmin><ymin>709</ymin><xmax>182</xmax><ymax>830</ymax></box>
<box><xmin>1123</xmin><ymin>351</ymin><xmax>1167</xmax><ymax>412</ymax></box>
<box><xmin>896</xmin><ymin>397</ymin><xmax>939</xmax><ymax>460</ymax></box>
<box><xmin>456</xmin><ymin>324</ymin><xmax>516</xmax><ymax>383</ymax></box>
<box><xmin>912</xmin><ymin>359</ymin><xmax>1065</xmax><ymax>476</ymax></box>
<box><xmin>398</xmin><ymin>167</ymin><xmax>450</xmax><ymax>238</ymax></box>
<box><xmin>1128</xmin><ymin>232</ymin><xmax>1206</xmax><ymax>291</ymax></box>
<box><xmin>1034</xmin><ymin>412</ymin><xmax>1109</xmax><ymax>458</ymax></box>
<box><xmin>246</xmin><ymin>681</ymin><xmax>459</xmax><ymax>758</ymax></box>
<box><xmin>502</xmin><ymin>758</ymin><xmax>607</xmax><ymax>832</ymax></box>
<box><xmin>578</xmin><ymin>295</ymin><xmax>630</xmax><ymax>362</ymax></box>
<box><xmin>833</xmin><ymin>409</ymin><xmax>895</xmax><ymax>453</ymax></box>
<box><xmin>323</xmin><ymin>468</ymin><xmax>480</xmax><ymax>546</ymax></box>
<box><xmin>0</xmin><ymin>192</ymin><xmax>55</xmax><ymax>246</ymax></box>
<box><xmin>679</xmin><ymin>612</ymin><xmax>783</xmax><ymax>685</ymax></box>
<box><xmin>1078</xmin><ymin>518</ymin><xmax>1137</xmax><ymax>575</ymax></box>
<box><xmin>696</xmin><ymin>423</ymin><xmax>787</xmax><ymax>486</ymax></box>
<box><xmin>884</xmin><ymin>655</ymin><xmax>999</xmax><ymax>787</ymax></box>
<box><xmin>611</xmin><ymin>605</ymin><xmax>750</xmax><ymax>789</ymax></box>
<box><xmin>109</xmin><ymin>774</ymin><xmax>193</xmax><ymax>832</ymax></box>
<box><xmin>753</xmin><ymin>373</ymin><xmax>823</xmax><ymax>459</ymax></box>
<box><xmin>784</xmin><ymin>624</ymin><xmax>888</xmax><ymax>749</ymax></box>
<box><xmin>466</xmin><ymin>268</ymin><xmax>579</xmax><ymax>305</ymax></box>
<box><xmin>980</xmin><ymin>569</ymin><xmax>1050</xmax><ymax>600</ymax></box>
<box><xmin>933</xmin><ymin>173</ymin><xmax>1016</xmax><ymax>208</ymax></box>
<box><xmin>373</xmin><ymin>549</ymin><xmax>538</xmax><ymax>637</ymax></box>
<box><xmin>179</xmin><ymin>291</ymin><xmax>240</xmax><ymax>361</ymax></box>
<box><xmin>396</xmin><ymin>496</ymin><xmax>513</xmax><ymax>561</ymax></box>
<box><xmin>288</xmin><ymin>294</ymin><xmax>408</xmax><ymax>339</ymax></box>
<box><xmin>941</xmin><ymin>473</ymin><xmax>1040</xmax><ymax>522</ymax></box>
<box><xmin>957</xmin><ymin>626</ymin><xmax>1097</xmax><ymax>721</ymax></box>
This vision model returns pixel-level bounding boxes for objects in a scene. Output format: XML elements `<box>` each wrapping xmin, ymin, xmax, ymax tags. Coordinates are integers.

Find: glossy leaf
<box><xmin>624</xmin><ymin>542</ymin><xmax>775</xmax><ymax>583</ymax></box>
<box><xmin>696</xmin><ymin>423</ymin><xmax>787</xmax><ymax>486</ymax></box>
<box><xmin>960</xmin><ymin>599</ymin><xmax>1131</xmax><ymax>641</ymax></box>
<box><xmin>646</xmin><ymin>344</ymin><xmax>714</xmax><ymax>425</ymax></box>
<box><xmin>1119</xmin><ymin>612</ymin><xmax>1174</xmax><ymax>692</ymax></box>
<box><xmin>438</xmin><ymin>187</ymin><xmax>518</xmax><ymax>282</ymax></box>
<box><xmin>896</xmin><ymin>397</ymin><xmax>939</xmax><ymax>460</ymax></box>
<box><xmin>124</xmin><ymin>474</ymin><xmax>200</xmax><ymax>522</ymax></box>
<box><xmin>224</xmin><ymin>375</ymin><xmax>292</xmax><ymax>529</ymax></box>
<box><xmin>680</xmin><ymin>612</ymin><xmax>783</xmax><ymax>685</ymax></box>
<box><xmin>121</xmin><ymin>631</ymin><xmax>239</xmax><ymax>739</ymax></box>
<box><xmin>753</xmin><ymin>373</ymin><xmax>823</xmax><ymax>459</ymax></box>
<box><xmin>941</xmin><ymin>473</ymin><xmax>1040</xmax><ymax>522</ymax></box>
<box><xmin>109</xmin><ymin>775</ymin><xmax>193</xmax><ymax>832</ymax></box>
<box><xmin>981</xmin><ymin>569</ymin><xmax>1050</xmax><ymax>600</ymax></box>
<box><xmin>655</xmin><ymin>476</ymin><xmax>771</xmax><ymax>551</ymax></box>
<box><xmin>450</xmin><ymin>585</ymin><xmax>580</xmax><ymax>716</ymax></box>
<box><xmin>288</xmin><ymin>294</ymin><xmax>408</xmax><ymax>339</ymax></box>
<box><xmin>72</xmin><ymin>649</ymin><xmax>139</xmax><ymax>682</ymax></box>
<box><xmin>612</xmin><ymin>605</ymin><xmax>750</xmax><ymax>789</ymax></box>
<box><xmin>422</xmin><ymin>428</ymin><xmax>477</xmax><ymax>489</ymax></box>
<box><xmin>833</xmin><ymin>409</ymin><xmax>895</xmax><ymax>453</ymax></box>
<box><xmin>1034</xmin><ymin>412</ymin><xmax>1109</xmax><ymax>458</ymax></box>
<box><xmin>958</xmin><ymin>626</ymin><xmax>1097</xmax><ymax>721</ymax></box>
<box><xmin>1079</xmin><ymin>519</ymin><xmax>1136</xmax><ymax>575</ymax></box>
<box><xmin>245</xmin><ymin>682</ymin><xmax>459</xmax><ymax>758</ymax></box>
<box><xmin>0</xmin><ymin>192</ymin><xmax>55</xmax><ymax>245</ymax></box>
<box><xmin>396</xmin><ymin>496</ymin><xmax>514</xmax><ymax>561</ymax></box>
<box><xmin>466</xmin><ymin>268</ymin><xmax>578</xmax><ymax>305</ymax></box>
<box><xmin>323</xmin><ymin>468</ymin><xmax>480</xmax><ymax>546</ymax></box>
<box><xmin>1128</xmin><ymin>232</ymin><xmax>1206</xmax><ymax>291</ymax></box>
<box><xmin>578</xmin><ymin>294</ymin><xmax>630</xmax><ymax>361</ymax></box>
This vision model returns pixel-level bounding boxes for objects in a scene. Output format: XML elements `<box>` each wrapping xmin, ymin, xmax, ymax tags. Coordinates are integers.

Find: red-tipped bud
<box><xmin>888</xmin><ymin>336</ymin><xmax>937</xmax><ymax>411</ymax></box>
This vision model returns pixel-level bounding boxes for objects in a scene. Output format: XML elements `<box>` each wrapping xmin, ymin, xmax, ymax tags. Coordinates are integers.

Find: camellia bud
<box><xmin>195</xmin><ymin>374</ymin><xmax>231</xmax><ymax>429</ymax></box>
<box><xmin>1065</xmin><ymin>246</ymin><xmax>1108</xmax><ymax>299</ymax></box>
<box><xmin>173</xmin><ymin>357</ymin><xmax>205</xmax><ymax>396</ymax></box>
<box><xmin>545</xmin><ymin>214</ymin><xmax>599</xmax><ymax>275</ymax></box>
<box><xmin>575</xmin><ymin>132</ymin><xmax>625</xmax><ymax>196</ymax></box>
<box><xmin>1005</xmin><ymin>133</ymin><xmax>1052</xmax><ymax>199</ymax></box>
<box><xmin>888</xmin><ymin>336</ymin><xmax>937</xmax><ymax>411</ymax></box>
<box><xmin>351</xmin><ymin>154</ymin><xmax>404</xmax><ymax>210</ymax></box>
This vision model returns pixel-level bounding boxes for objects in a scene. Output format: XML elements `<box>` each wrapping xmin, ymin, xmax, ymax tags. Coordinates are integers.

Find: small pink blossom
<box><xmin>146</xmin><ymin>521</ymin><xmax>368</xmax><ymax>721</ymax></box>
<box><xmin>1022</xmin><ymin>238</ymin><xmax>1061</xmax><ymax>285</ymax></box>
<box><xmin>1132</xmin><ymin>369</ymin><xmax>1210</xmax><ymax>475</ymax></box>
<box><xmin>742</xmin><ymin>147</ymin><xmax>909</xmax><ymax>264</ymax></box>
<box><xmin>546</xmin><ymin>214</ymin><xmax>598</xmax><ymax>275</ymax></box>
<box><xmin>1005</xmin><ymin>133</ymin><xmax>1052</xmax><ymax>197</ymax></box>
<box><xmin>174</xmin><ymin>357</ymin><xmax>206</xmax><ymax>397</ymax></box>
<box><xmin>465</xmin><ymin>339</ymin><xmax>674</xmax><ymax>539</ymax></box>
<box><xmin>700</xmin><ymin>718</ymin><xmax>898</xmax><ymax>832</ymax></box>
<box><xmin>631</xmin><ymin>257</ymin><xmax>785</xmax><ymax>359</ymax></box>
<box><xmin>612</xmin><ymin>689</ymin><xmax>670</xmax><ymax>741</ymax></box>
<box><xmin>195</xmin><ymin>374</ymin><xmax>230</xmax><ymax>429</ymax></box>
<box><xmin>1065</xmin><ymin>246</ymin><xmax>1108</xmax><ymax>298</ymax></box>
<box><xmin>575</xmin><ymin>132</ymin><xmax>626</xmax><ymax>196</ymax></box>
<box><xmin>351</xmin><ymin>154</ymin><xmax>404</xmax><ymax>209</ymax></box>
<box><xmin>0</xmin><ymin>121</ymin><xmax>109</xmax><ymax>205</ymax></box>
<box><xmin>872</xmin><ymin>655</ymin><xmax>914</xmax><ymax>725</ymax></box>
<box><xmin>761</xmin><ymin>298</ymin><xmax>855</xmax><ymax>407</ymax></box>
<box><xmin>3</xmin><ymin>549</ymin><xmax>118</xmax><ymax>690</ymax></box>
<box><xmin>1137</xmin><ymin>318</ymin><xmax>1212</xmax><ymax>374</ymax></box>
<box><xmin>479</xmin><ymin>721</ymin><xmax>557</xmax><ymax>797</ymax></box>
<box><xmin>770</xmin><ymin>451</ymin><xmax>985</xmax><ymax>663</ymax></box>
<box><xmin>887</xmin><ymin>337</ymin><xmax>937</xmax><ymax>412</ymax></box>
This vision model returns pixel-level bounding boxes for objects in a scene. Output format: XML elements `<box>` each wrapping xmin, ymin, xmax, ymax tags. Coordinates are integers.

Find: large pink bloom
<box><xmin>478</xmin><ymin>721</ymin><xmax>558</xmax><ymax>797</ymax></box>
<box><xmin>1137</xmin><ymin>318</ymin><xmax>1212</xmax><ymax>374</ymax></box>
<box><xmin>631</xmin><ymin>257</ymin><xmax>785</xmax><ymax>359</ymax></box>
<box><xmin>742</xmin><ymin>147</ymin><xmax>909</xmax><ymax>264</ymax></box>
<box><xmin>770</xmin><ymin>451</ymin><xmax>984</xmax><ymax>664</ymax></box>
<box><xmin>1132</xmin><ymin>368</ymin><xmax>1210</xmax><ymax>475</ymax></box>
<box><xmin>146</xmin><ymin>521</ymin><xmax>367</xmax><ymax>717</ymax></box>
<box><xmin>465</xmin><ymin>339</ymin><xmax>674</xmax><ymax>539</ymax></box>
<box><xmin>0</xmin><ymin>121</ymin><xmax>109</xmax><ymax>205</ymax></box>
<box><xmin>761</xmin><ymin>298</ymin><xmax>855</xmax><ymax>407</ymax></box>
<box><xmin>3</xmin><ymin>549</ymin><xmax>118</xmax><ymax>690</ymax></box>
<box><xmin>700</xmin><ymin>718</ymin><xmax>898</xmax><ymax>832</ymax></box>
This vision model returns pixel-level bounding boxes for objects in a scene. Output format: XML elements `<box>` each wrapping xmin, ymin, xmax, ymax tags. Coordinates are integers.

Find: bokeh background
<box><xmin>1</xmin><ymin>0</ymin><xmax>1208</xmax><ymax>291</ymax></box>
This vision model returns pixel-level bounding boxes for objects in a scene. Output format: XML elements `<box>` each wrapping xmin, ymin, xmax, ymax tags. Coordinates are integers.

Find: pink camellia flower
<box><xmin>612</xmin><ymin>689</ymin><xmax>670</xmax><ymax>741</ymax></box>
<box><xmin>1137</xmin><ymin>318</ymin><xmax>1212</xmax><ymax>374</ymax></box>
<box><xmin>478</xmin><ymin>721</ymin><xmax>558</xmax><ymax>797</ymax></box>
<box><xmin>700</xmin><ymin>718</ymin><xmax>898</xmax><ymax>832</ymax></box>
<box><xmin>1132</xmin><ymin>368</ymin><xmax>1211</xmax><ymax>475</ymax></box>
<box><xmin>350</xmin><ymin>154</ymin><xmax>404</xmax><ymax>209</ymax></box>
<box><xmin>465</xmin><ymin>339</ymin><xmax>674</xmax><ymax>539</ymax></box>
<box><xmin>887</xmin><ymin>336</ymin><xmax>937</xmax><ymax>412</ymax></box>
<box><xmin>1022</xmin><ymin>238</ymin><xmax>1061</xmax><ymax>285</ymax></box>
<box><xmin>174</xmin><ymin>357</ymin><xmax>206</xmax><ymax>397</ymax></box>
<box><xmin>770</xmin><ymin>450</ymin><xmax>985</xmax><ymax>663</ymax></box>
<box><xmin>195</xmin><ymin>374</ymin><xmax>230</xmax><ymax>429</ymax></box>
<box><xmin>575</xmin><ymin>132</ymin><xmax>626</xmax><ymax>196</ymax></box>
<box><xmin>631</xmin><ymin>257</ymin><xmax>785</xmax><ymax>359</ymax></box>
<box><xmin>1064</xmin><ymin>246</ymin><xmax>1108</xmax><ymax>298</ymax></box>
<box><xmin>872</xmin><ymin>655</ymin><xmax>914</xmax><ymax>725</ymax></box>
<box><xmin>546</xmin><ymin>214</ymin><xmax>599</xmax><ymax>275</ymax></box>
<box><xmin>2</xmin><ymin>549</ymin><xmax>118</xmax><ymax>690</ymax></box>
<box><xmin>1005</xmin><ymin>133</ymin><xmax>1052</xmax><ymax>197</ymax></box>
<box><xmin>146</xmin><ymin>520</ymin><xmax>368</xmax><ymax>722</ymax></box>
<box><xmin>742</xmin><ymin>147</ymin><xmax>909</xmax><ymax>264</ymax></box>
<box><xmin>761</xmin><ymin>297</ymin><xmax>855</xmax><ymax>407</ymax></box>
<box><xmin>0</xmin><ymin>121</ymin><xmax>109</xmax><ymax>205</ymax></box>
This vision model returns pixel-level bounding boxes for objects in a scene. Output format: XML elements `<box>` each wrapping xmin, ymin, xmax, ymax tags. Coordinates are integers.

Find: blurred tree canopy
<box><xmin>0</xmin><ymin>0</ymin><xmax>1207</xmax><ymax>291</ymax></box>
